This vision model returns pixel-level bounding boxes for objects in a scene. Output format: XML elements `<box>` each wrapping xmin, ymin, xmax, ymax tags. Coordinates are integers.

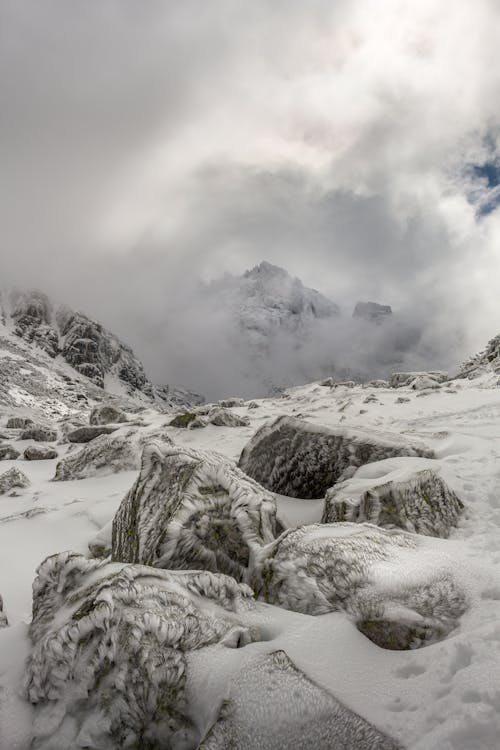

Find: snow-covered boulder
<box><xmin>410</xmin><ymin>375</ymin><xmax>441</xmax><ymax>391</ymax></box>
<box><xmin>24</xmin><ymin>445</ymin><xmax>57</xmax><ymax>461</ymax></box>
<box><xmin>200</xmin><ymin>650</ymin><xmax>401</xmax><ymax>750</ymax></box>
<box><xmin>218</xmin><ymin>397</ymin><xmax>245</xmax><ymax>408</ymax></box>
<box><xmin>389</xmin><ymin>371</ymin><xmax>448</xmax><ymax>388</ymax></box>
<box><xmin>0</xmin><ymin>445</ymin><xmax>20</xmax><ymax>460</ymax></box>
<box><xmin>112</xmin><ymin>442</ymin><xmax>280</xmax><ymax>582</ymax></box>
<box><xmin>0</xmin><ymin>466</ymin><xmax>30</xmax><ymax>494</ymax></box>
<box><xmin>67</xmin><ymin>425</ymin><xmax>118</xmax><ymax>443</ymax></box>
<box><xmin>53</xmin><ymin>433</ymin><xmax>141</xmax><ymax>480</ymax></box>
<box><xmin>208</xmin><ymin>407</ymin><xmax>250</xmax><ymax>427</ymax></box>
<box><xmin>89</xmin><ymin>403</ymin><xmax>128</xmax><ymax>425</ymax></box>
<box><xmin>6</xmin><ymin>416</ymin><xmax>34</xmax><ymax>429</ymax></box>
<box><xmin>20</xmin><ymin>425</ymin><xmax>57</xmax><ymax>442</ymax></box>
<box><xmin>323</xmin><ymin>467</ymin><xmax>464</xmax><ymax>538</ymax></box>
<box><xmin>254</xmin><ymin>523</ymin><xmax>467</xmax><ymax>649</ymax></box>
<box><xmin>238</xmin><ymin>416</ymin><xmax>433</xmax><ymax>499</ymax></box>
<box><xmin>26</xmin><ymin>552</ymin><xmax>255</xmax><ymax>750</ymax></box>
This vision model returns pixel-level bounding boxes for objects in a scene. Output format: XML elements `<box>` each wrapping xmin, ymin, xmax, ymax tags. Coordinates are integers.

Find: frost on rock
<box><xmin>0</xmin><ymin>466</ymin><xmax>30</xmax><ymax>494</ymax></box>
<box><xmin>323</xmin><ymin>468</ymin><xmax>464</xmax><ymax>538</ymax></box>
<box><xmin>20</xmin><ymin>425</ymin><xmax>58</xmax><ymax>442</ymax></box>
<box><xmin>53</xmin><ymin>433</ymin><xmax>141</xmax><ymax>481</ymax></box>
<box><xmin>255</xmin><ymin>523</ymin><xmax>467</xmax><ymax>649</ymax></box>
<box><xmin>89</xmin><ymin>403</ymin><xmax>128</xmax><ymax>425</ymax></box>
<box><xmin>389</xmin><ymin>371</ymin><xmax>448</xmax><ymax>388</ymax></box>
<box><xmin>67</xmin><ymin>425</ymin><xmax>118</xmax><ymax>443</ymax></box>
<box><xmin>457</xmin><ymin>333</ymin><xmax>500</xmax><ymax>380</ymax></box>
<box><xmin>238</xmin><ymin>416</ymin><xmax>433</xmax><ymax>499</ymax></box>
<box><xmin>0</xmin><ymin>444</ymin><xmax>21</xmax><ymax>460</ymax></box>
<box><xmin>208</xmin><ymin>407</ymin><xmax>250</xmax><ymax>427</ymax></box>
<box><xmin>200</xmin><ymin>650</ymin><xmax>401</xmax><ymax>750</ymax></box>
<box><xmin>24</xmin><ymin>445</ymin><xmax>58</xmax><ymax>461</ymax></box>
<box><xmin>26</xmin><ymin>552</ymin><xmax>254</xmax><ymax>750</ymax></box>
<box><xmin>112</xmin><ymin>442</ymin><xmax>280</xmax><ymax>582</ymax></box>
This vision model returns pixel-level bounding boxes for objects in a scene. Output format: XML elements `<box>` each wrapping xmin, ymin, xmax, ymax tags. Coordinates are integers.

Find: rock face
<box><xmin>53</xmin><ymin>433</ymin><xmax>140</xmax><ymax>480</ymax></box>
<box><xmin>112</xmin><ymin>442</ymin><xmax>280</xmax><ymax>582</ymax></box>
<box><xmin>24</xmin><ymin>445</ymin><xmax>58</xmax><ymax>461</ymax></box>
<box><xmin>89</xmin><ymin>404</ymin><xmax>128</xmax><ymax>425</ymax></box>
<box><xmin>0</xmin><ymin>445</ymin><xmax>20</xmax><ymax>460</ymax></box>
<box><xmin>67</xmin><ymin>425</ymin><xmax>118</xmax><ymax>443</ymax></box>
<box><xmin>323</xmin><ymin>468</ymin><xmax>464</xmax><ymax>538</ymax></box>
<box><xmin>353</xmin><ymin>301</ymin><xmax>392</xmax><ymax>323</ymax></box>
<box><xmin>0</xmin><ymin>466</ymin><xmax>30</xmax><ymax>494</ymax></box>
<box><xmin>20</xmin><ymin>425</ymin><xmax>57</xmax><ymax>442</ymax></box>
<box><xmin>200</xmin><ymin>650</ymin><xmax>401</xmax><ymax>750</ymax></box>
<box><xmin>26</xmin><ymin>552</ymin><xmax>255</xmax><ymax>750</ymax></box>
<box><xmin>458</xmin><ymin>333</ymin><xmax>500</xmax><ymax>380</ymax></box>
<box><xmin>238</xmin><ymin>416</ymin><xmax>433</xmax><ymax>499</ymax></box>
<box><xmin>254</xmin><ymin>523</ymin><xmax>467</xmax><ymax>649</ymax></box>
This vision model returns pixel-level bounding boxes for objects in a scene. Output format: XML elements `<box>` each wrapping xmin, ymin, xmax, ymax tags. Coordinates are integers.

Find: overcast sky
<box><xmin>2</xmin><ymin>1</ymin><xmax>500</xmax><ymax>391</ymax></box>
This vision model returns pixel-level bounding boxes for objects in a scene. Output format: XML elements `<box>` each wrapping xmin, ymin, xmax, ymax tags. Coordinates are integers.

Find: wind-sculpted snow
<box><xmin>200</xmin><ymin>650</ymin><xmax>401</xmax><ymax>750</ymax></box>
<box><xmin>0</xmin><ymin>467</ymin><xmax>30</xmax><ymax>494</ymax></box>
<box><xmin>53</xmin><ymin>433</ymin><xmax>139</xmax><ymax>480</ymax></box>
<box><xmin>323</xmin><ymin>468</ymin><xmax>464</xmax><ymax>538</ymax></box>
<box><xmin>112</xmin><ymin>442</ymin><xmax>280</xmax><ymax>582</ymax></box>
<box><xmin>238</xmin><ymin>416</ymin><xmax>433</xmax><ymax>499</ymax></box>
<box><xmin>26</xmin><ymin>552</ymin><xmax>255</xmax><ymax>750</ymax></box>
<box><xmin>254</xmin><ymin>523</ymin><xmax>467</xmax><ymax>649</ymax></box>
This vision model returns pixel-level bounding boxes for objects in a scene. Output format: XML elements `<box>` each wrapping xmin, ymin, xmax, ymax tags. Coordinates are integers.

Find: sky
<box><xmin>2</xmin><ymin>1</ymin><xmax>500</xmax><ymax>395</ymax></box>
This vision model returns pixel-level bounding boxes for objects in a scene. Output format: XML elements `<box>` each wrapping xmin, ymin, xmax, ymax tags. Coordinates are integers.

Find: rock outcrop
<box><xmin>26</xmin><ymin>552</ymin><xmax>255</xmax><ymax>750</ymax></box>
<box><xmin>0</xmin><ymin>466</ymin><xmax>30</xmax><ymax>494</ymax></box>
<box><xmin>322</xmin><ymin>467</ymin><xmax>464</xmax><ymax>538</ymax></box>
<box><xmin>238</xmin><ymin>416</ymin><xmax>433</xmax><ymax>499</ymax></box>
<box><xmin>254</xmin><ymin>523</ymin><xmax>467</xmax><ymax>649</ymax></box>
<box><xmin>200</xmin><ymin>650</ymin><xmax>401</xmax><ymax>750</ymax></box>
<box><xmin>458</xmin><ymin>333</ymin><xmax>500</xmax><ymax>380</ymax></box>
<box><xmin>112</xmin><ymin>442</ymin><xmax>280</xmax><ymax>582</ymax></box>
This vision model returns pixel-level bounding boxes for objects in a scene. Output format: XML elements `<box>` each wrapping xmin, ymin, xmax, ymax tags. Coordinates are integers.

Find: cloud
<box><xmin>2</xmin><ymin>0</ymin><xmax>500</xmax><ymax>395</ymax></box>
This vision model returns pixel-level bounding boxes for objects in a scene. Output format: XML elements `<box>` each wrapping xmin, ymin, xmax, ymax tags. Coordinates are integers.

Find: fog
<box><xmin>2</xmin><ymin>1</ymin><xmax>500</xmax><ymax>397</ymax></box>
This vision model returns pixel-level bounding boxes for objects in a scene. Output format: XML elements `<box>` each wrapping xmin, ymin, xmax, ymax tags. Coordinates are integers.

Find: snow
<box><xmin>2</xmin><ymin>375</ymin><xmax>500</xmax><ymax>747</ymax></box>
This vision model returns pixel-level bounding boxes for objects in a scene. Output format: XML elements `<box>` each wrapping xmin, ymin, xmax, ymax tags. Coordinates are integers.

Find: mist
<box><xmin>2</xmin><ymin>0</ymin><xmax>500</xmax><ymax>398</ymax></box>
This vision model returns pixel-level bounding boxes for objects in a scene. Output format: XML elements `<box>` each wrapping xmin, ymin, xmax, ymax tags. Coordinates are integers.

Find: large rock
<box><xmin>26</xmin><ymin>552</ymin><xmax>255</xmax><ymax>750</ymax></box>
<box><xmin>24</xmin><ymin>445</ymin><xmax>58</xmax><ymax>461</ymax></box>
<box><xmin>200</xmin><ymin>650</ymin><xmax>401</xmax><ymax>750</ymax></box>
<box><xmin>89</xmin><ymin>403</ymin><xmax>128</xmax><ymax>425</ymax></box>
<box><xmin>254</xmin><ymin>523</ymin><xmax>467</xmax><ymax>649</ymax></box>
<box><xmin>20</xmin><ymin>425</ymin><xmax>57</xmax><ymax>442</ymax></box>
<box><xmin>67</xmin><ymin>425</ymin><xmax>118</xmax><ymax>443</ymax></box>
<box><xmin>53</xmin><ymin>433</ymin><xmax>141</xmax><ymax>480</ymax></box>
<box><xmin>238</xmin><ymin>416</ymin><xmax>433</xmax><ymax>499</ymax></box>
<box><xmin>208</xmin><ymin>408</ymin><xmax>250</xmax><ymax>427</ymax></box>
<box><xmin>389</xmin><ymin>371</ymin><xmax>448</xmax><ymax>388</ymax></box>
<box><xmin>112</xmin><ymin>442</ymin><xmax>280</xmax><ymax>582</ymax></box>
<box><xmin>322</xmin><ymin>466</ymin><xmax>464</xmax><ymax>538</ymax></box>
<box><xmin>0</xmin><ymin>445</ymin><xmax>20</xmax><ymax>460</ymax></box>
<box><xmin>6</xmin><ymin>416</ymin><xmax>34</xmax><ymax>429</ymax></box>
<box><xmin>0</xmin><ymin>466</ymin><xmax>30</xmax><ymax>494</ymax></box>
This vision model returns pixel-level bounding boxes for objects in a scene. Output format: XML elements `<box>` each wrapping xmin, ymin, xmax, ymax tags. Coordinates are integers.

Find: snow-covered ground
<box><xmin>2</xmin><ymin>376</ymin><xmax>500</xmax><ymax>748</ymax></box>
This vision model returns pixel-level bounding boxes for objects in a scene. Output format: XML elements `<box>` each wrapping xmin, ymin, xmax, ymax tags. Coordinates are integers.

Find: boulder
<box><xmin>208</xmin><ymin>408</ymin><xmax>250</xmax><ymax>427</ymax></box>
<box><xmin>20</xmin><ymin>425</ymin><xmax>57</xmax><ymax>442</ymax></box>
<box><xmin>53</xmin><ymin>433</ymin><xmax>141</xmax><ymax>481</ymax></box>
<box><xmin>112</xmin><ymin>442</ymin><xmax>280</xmax><ymax>582</ymax></box>
<box><xmin>0</xmin><ymin>445</ymin><xmax>20</xmax><ymax>460</ymax></box>
<box><xmin>0</xmin><ymin>466</ymin><xmax>30</xmax><ymax>494</ymax></box>
<box><xmin>67</xmin><ymin>425</ymin><xmax>118</xmax><ymax>443</ymax></box>
<box><xmin>322</xmin><ymin>467</ymin><xmax>463</xmax><ymax>538</ymax></box>
<box><xmin>26</xmin><ymin>552</ymin><xmax>255</xmax><ymax>750</ymax></box>
<box><xmin>169</xmin><ymin>412</ymin><xmax>197</xmax><ymax>428</ymax></box>
<box><xmin>389</xmin><ymin>371</ymin><xmax>448</xmax><ymax>388</ymax></box>
<box><xmin>89</xmin><ymin>404</ymin><xmax>128</xmax><ymax>425</ymax></box>
<box><xmin>6</xmin><ymin>416</ymin><xmax>34</xmax><ymax>429</ymax></box>
<box><xmin>254</xmin><ymin>523</ymin><xmax>467</xmax><ymax>649</ymax></box>
<box><xmin>24</xmin><ymin>445</ymin><xmax>58</xmax><ymax>461</ymax></box>
<box><xmin>238</xmin><ymin>416</ymin><xmax>433</xmax><ymax>499</ymax></box>
<box><xmin>200</xmin><ymin>650</ymin><xmax>401</xmax><ymax>750</ymax></box>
